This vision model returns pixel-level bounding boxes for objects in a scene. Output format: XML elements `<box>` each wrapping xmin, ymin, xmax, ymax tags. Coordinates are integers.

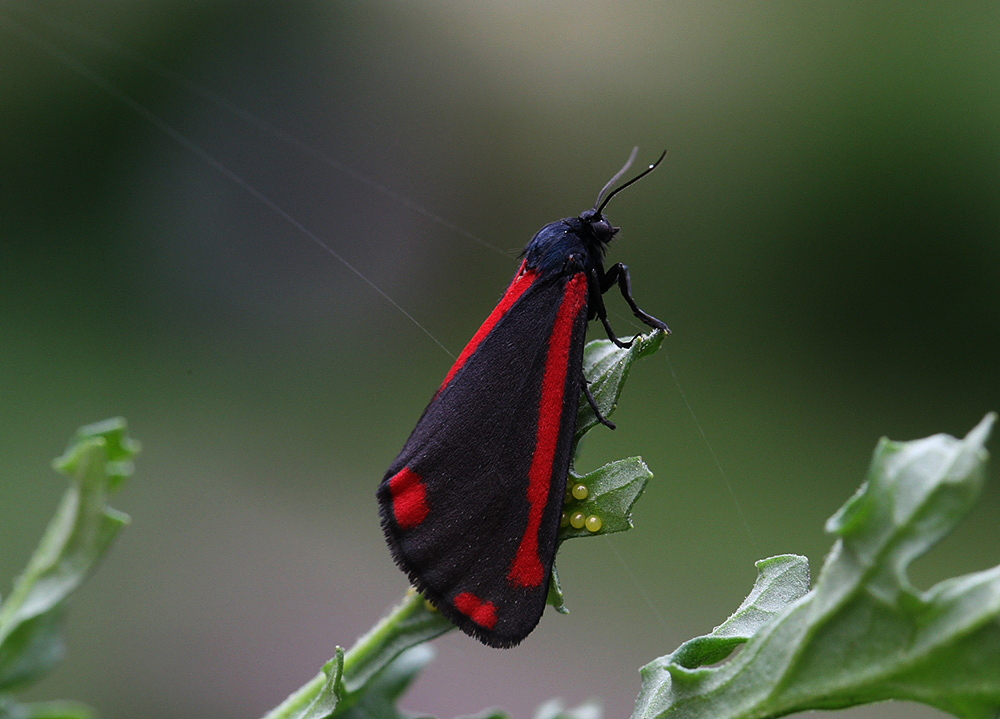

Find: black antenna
<box><xmin>595</xmin><ymin>146</ymin><xmax>639</xmax><ymax>208</ymax></box>
<box><xmin>594</xmin><ymin>149</ymin><xmax>667</xmax><ymax>215</ymax></box>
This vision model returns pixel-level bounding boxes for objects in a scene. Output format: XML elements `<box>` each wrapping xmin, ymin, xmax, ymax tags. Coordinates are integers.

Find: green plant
<box><xmin>3</xmin><ymin>340</ymin><xmax>998</xmax><ymax>719</ymax></box>
<box><xmin>263</xmin><ymin>331</ymin><xmax>664</xmax><ymax>719</ymax></box>
<box><xmin>633</xmin><ymin>413</ymin><xmax>999</xmax><ymax>719</ymax></box>
<box><xmin>0</xmin><ymin>418</ymin><xmax>139</xmax><ymax>719</ymax></box>
<box><xmin>262</xmin><ymin>333</ymin><xmax>1000</xmax><ymax>719</ymax></box>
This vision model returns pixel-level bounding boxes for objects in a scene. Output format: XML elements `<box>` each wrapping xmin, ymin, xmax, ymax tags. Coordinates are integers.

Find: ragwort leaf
<box><xmin>0</xmin><ymin>418</ymin><xmax>138</xmax><ymax>691</ymax></box>
<box><xmin>633</xmin><ymin>414</ymin><xmax>999</xmax><ymax>719</ymax></box>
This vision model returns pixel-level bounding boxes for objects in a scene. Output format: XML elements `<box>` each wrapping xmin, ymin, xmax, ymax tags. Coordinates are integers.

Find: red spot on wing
<box><xmin>453</xmin><ymin>592</ymin><xmax>498</xmax><ymax>630</ymax></box>
<box><xmin>507</xmin><ymin>273</ymin><xmax>589</xmax><ymax>588</ymax></box>
<box><xmin>438</xmin><ymin>262</ymin><xmax>537</xmax><ymax>394</ymax></box>
<box><xmin>388</xmin><ymin>466</ymin><xmax>429</xmax><ymax>529</ymax></box>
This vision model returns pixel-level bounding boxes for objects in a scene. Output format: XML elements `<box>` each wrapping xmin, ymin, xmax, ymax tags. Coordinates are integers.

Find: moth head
<box><xmin>579</xmin><ymin>208</ymin><xmax>619</xmax><ymax>246</ymax></box>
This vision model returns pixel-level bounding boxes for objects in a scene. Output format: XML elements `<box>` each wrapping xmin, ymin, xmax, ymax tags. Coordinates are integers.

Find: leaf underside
<box><xmin>633</xmin><ymin>414</ymin><xmax>999</xmax><ymax>719</ymax></box>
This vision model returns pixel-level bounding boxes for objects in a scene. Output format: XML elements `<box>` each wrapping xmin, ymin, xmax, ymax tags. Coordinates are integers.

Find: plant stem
<box><xmin>261</xmin><ymin>591</ymin><xmax>452</xmax><ymax>719</ymax></box>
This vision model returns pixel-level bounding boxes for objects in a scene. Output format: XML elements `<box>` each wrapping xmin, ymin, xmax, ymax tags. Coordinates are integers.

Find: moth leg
<box><xmin>589</xmin><ymin>268</ymin><xmax>634</xmax><ymax>349</ymax></box>
<box><xmin>581</xmin><ymin>374</ymin><xmax>616</xmax><ymax>430</ymax></box>
<box><xmin>603</xmin><ymin>263</ymin><xmax>671</xmax><ymax>333</ymax></box>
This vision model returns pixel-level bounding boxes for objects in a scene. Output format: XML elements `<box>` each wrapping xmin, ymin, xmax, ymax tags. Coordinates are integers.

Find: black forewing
<box><xmin>377</xmin><ymin>271</ymin><xmax>589</xmax><ymax>647</ymax></box>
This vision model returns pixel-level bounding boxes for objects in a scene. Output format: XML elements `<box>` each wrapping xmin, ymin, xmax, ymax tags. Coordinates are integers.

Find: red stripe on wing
<box><xmin>438</xmin><ymin>261</ymin><xmax>536</xmax><ymax>394</ymax></box>
<box><xmin>507</xmin><ymin>272</ymin><xmax>589</xmax><ymax>587</ymax></box>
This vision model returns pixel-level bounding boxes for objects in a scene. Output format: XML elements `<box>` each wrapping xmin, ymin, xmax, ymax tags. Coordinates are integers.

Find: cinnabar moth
<box><xmin>377</xmin><ymin>149</ymin><xmax>669</xmax><ymax>648</ymax></box>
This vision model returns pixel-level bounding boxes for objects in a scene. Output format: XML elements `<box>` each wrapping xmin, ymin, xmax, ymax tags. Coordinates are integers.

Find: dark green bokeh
<box><xmin>1</xmin><ymin>3</ymin><xmax>997</xmax><ymax>719</ymax></box>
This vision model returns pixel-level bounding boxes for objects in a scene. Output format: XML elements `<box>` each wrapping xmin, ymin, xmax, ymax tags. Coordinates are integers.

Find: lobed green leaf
<box><xmin>668</xmin><ymin>555</ymin><xmax>811</xmax><ymax>670</ymax></box>
<box><xmin>559</xmin><ymin>458</ymin><xmax>652</xmax><ymax>542</ymax></box>
<box><xmin>633</xmin><ymin>413</ymin><xmax>999</xmax><ymax>719</ymax></box>
<box><xmin>0</xmin><ymin>418</ymin><xmax>139</xmax><ymax>692</ymax></box>
<box><xmin>576</xmin><ymin>329</ymin><xmax>665</xmax><ymax>443</ymax></box>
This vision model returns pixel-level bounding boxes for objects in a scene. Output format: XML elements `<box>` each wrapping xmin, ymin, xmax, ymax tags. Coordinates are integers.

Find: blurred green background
<box><xmin>1</xmin><ymin>2</ymin><xmax>998</xmax><ymax>718</ymax></box>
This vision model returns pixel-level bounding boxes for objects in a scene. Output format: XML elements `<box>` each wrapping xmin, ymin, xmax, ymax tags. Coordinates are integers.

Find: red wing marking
<box><xmin>453</xmin><ymin>592</ymin><xmax>498</xmax><ymax>630</ymax></box>
<box><xmin>507</xmin><ymin>272</ymin><xmax>589</xmax><ymax>588</ymax></box>
<box><xmin>438</xmin><ymin>262</ymin><xmax>537</xmax><ymax>394</ymax></box>
<box><xmin>388</xmin><ymin>466</ymin><xmax>429</xmax><ymax>529</ymax></box>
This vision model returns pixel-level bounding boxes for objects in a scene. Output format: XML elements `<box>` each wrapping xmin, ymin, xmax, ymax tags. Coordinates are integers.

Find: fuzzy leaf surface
<box><xmin>559</xmin><ymin>458</ymin><xmax>652</xmax><ymax>541</ymax></box>
<box><xmin>577</xmin><ymin>329</ymin><xmax>664</xmax><ymax>442</ymax></box>
<box><xmin>634</xmin><ymin>414</ymin><xmax>999</xmax><ymax>719</ymax></box>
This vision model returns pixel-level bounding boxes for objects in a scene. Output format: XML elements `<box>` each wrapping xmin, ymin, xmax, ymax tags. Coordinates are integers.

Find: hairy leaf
<box><xmin>633</xmin><ymin>414</ymin><xmax>998</xmax><ymax>719</ymax></box>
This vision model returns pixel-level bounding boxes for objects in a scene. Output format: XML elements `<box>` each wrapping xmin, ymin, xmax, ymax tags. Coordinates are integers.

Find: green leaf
<box><xmin>296</xmin><ymin>648</ymin><xmax>346</xmax><ymax>719</ymax></box>
<box><xmin>338</xmin><ymin>646</ymin><xmax>435</xmax><ymax>719</ymax></box>
<box><xmin>52</xmin><ymin>417</ymin><xmax>139</xmax><ymax>492</ymax></box>
<box><xmin>338</xmin><ymin>594</ymin><xmax>451</xmax><ymax>697</ymax></box>
<box><xmin>559</xmin><ymin>458</ymin><xmax>653</xmax><ymax>542</ymax></box>
<box><xmin>633</xmin><ymin>413</ymin><xmax>999</xmax><ymax>719</ymax></box>
<box><xmin>668</xmin><ymin>555</ymin><xmax>811</xmax><ymax>669</ymax></box>
<box><xmin>262</xmin><ymin>593</ymin><xmax>451</xmax><ymax>719</ymax></box>
<box><xmin>271</xmin><ymin>643</ymin><xmax>437</xmax><ymax>719</ymax></box>
<box><xmin>577</xmin><ymin>329</ymin><xmax>665</xmax><ymax>442</ymax></box>
<box><xmin>0</xmin><ymin>418</ymin><xmax>139</xmax><ymax>691</ymax></box>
